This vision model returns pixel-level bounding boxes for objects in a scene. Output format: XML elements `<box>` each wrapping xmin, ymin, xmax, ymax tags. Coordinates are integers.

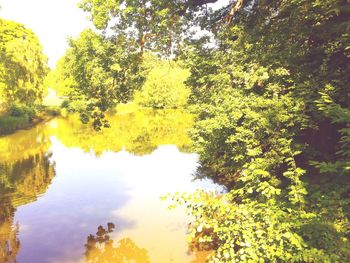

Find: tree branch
<box><xmin>139</xmin><ymin>33</ymin><xmax>158</xmax><ymax>54</ymax></box>
<box><xmin>226</xmin><ymin>0</ymin><xmax>245</xmax><ymax>23</ymax></box>
<box><xmin>186</xmin><ymin>0</ymin><xmax>245</xmax><ymax>24</ymax></box>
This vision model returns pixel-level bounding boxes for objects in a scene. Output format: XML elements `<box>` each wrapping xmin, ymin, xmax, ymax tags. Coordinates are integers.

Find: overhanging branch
<box><xmin>186</xmin><ymin>0</ymin><xmax>246</xmax><ymax>24</ymax></box>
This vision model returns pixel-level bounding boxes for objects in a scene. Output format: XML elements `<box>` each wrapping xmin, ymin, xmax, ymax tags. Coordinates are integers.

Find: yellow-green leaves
<box><xmin>0</xmin><ymin>19</ymin><xmax>48</xmax><ymax>107</ymax></box>
<box><xmin>134</xmin><ymin>57</ymin><xmax>190</xmax><ymax>109</ymax></box>
<box><xmin>55</xmin><ymin>29</ymin><xmax>144</xmax><ymax>130</ymax></box>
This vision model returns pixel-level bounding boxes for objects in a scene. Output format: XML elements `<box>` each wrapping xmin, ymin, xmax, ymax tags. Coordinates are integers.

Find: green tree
<box><xmin>134</xmin><ymin>57</ymin><xmax>190</xmax><ymax>109</ymax></box>
<box><xmin>56</xmin><ymin>29</ymin><xmax>144</xmax><ymax>129</ymax></box>
<box><xmin>69</xmin><ymin>0</ymin><xmax>242</xmax><ymax>121</ymax></box>
<box><xmin>44</xmin><ymin>57</ymin><xmax>74</xmax><ymax>97</ymax></box>
<box><xmin>0</xmin><ymin>18</ymin><xmax>48</xmax><ymax>108</ymax></box>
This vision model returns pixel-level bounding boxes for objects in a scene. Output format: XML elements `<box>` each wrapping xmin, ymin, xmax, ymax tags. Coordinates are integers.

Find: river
<box><xmin>0</xmin><ymin>109</ymin><xmax>220</xmax><ymax>263</ymax></box>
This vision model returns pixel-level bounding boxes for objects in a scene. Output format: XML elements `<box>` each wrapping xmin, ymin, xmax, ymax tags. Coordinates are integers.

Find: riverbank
<box><xmin>0</xmin><ymin>106</ymin><xmax>60</xmax><ymax>136</ymax></box>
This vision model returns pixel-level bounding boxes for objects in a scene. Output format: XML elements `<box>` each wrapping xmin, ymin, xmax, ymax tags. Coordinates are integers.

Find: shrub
<box><xmin>8</xmin><ymin>103</ymin><xmax>37</xmax><ymax>120</ymax></box>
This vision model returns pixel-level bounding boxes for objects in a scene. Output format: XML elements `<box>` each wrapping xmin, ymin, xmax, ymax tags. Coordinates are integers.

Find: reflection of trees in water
<box><xmin>0</xmin><ymin>152</ymin><xmax>55</xmax><ymax>205</ymax></box>
<box><xmin>53</xmin><ymin>109</ymin><xmax>193</xmax><ymax>156</ymax></box>
<box><xmin>0</xmin><ymin>122</ymin><xmax>51</xmax><ymax>164</ymax></box>
<box><xmin>84</xmin><ymin>223</ymin><xmax>211</xmax><ymax>263</ymax></box>
<box><xmin>0</xmin><ymin>150</ymin><xmax>56</xmax><ymax>263</ymax></box>
<box><xmin>85</xmin><ymin>223</ymin><xmax>150</xmax><ymax>263</ymax></box>
<box><xmin>0</xmin><ymin>201</ymin><xmax>19</xmax><ymax>263</ymax></box>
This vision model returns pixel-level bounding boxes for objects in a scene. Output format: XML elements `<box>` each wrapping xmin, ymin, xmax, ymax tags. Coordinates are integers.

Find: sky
<box><xmin>0</xmin><ymin>0</ymin><xmax>228</xmax><ymax>68</ymax></box>
<box><xmin>0</xmin><ymin>0</ymin><xmax>91</xmax><ymax>68</ymax></box>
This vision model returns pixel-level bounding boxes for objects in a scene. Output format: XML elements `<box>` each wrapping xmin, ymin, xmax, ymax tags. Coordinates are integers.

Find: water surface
<box><xmin>0</xmin><ymin>110</ymin><xmax>219</xmax><ymax>263</ymax></box>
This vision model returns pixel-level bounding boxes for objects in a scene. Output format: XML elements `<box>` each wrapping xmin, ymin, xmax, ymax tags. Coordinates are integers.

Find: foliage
<box><xmin>0</xmin><ymin>18</ymin><xmax>48</xmax><ymax>107</ymax></box>
<box><xmin>169</xmin><ymin>0</ymin><xmax>350</xmax><ymax>261</ymax></box>
<box><xmin>79</xmin><ymin>0</ymin><xmax>191</xmax><ymax>54</ymax></box>
<box><xmin>0</xmin><ymin>115</ymin><xmax>30</xmax><ymax>134</ymax></box>
<box><xmin>0</xmin><ymin>103</ymin><xmax>40</xmax><ymax>134</ymax></box>
<box><xmin>68</xmin><ymin>0</ymin><xmax>242</xmax><ymax>124</ymax></box>
<box><xmin>54</xmin><ymin>29</ymin><xmax>144</xmax><ymax>130</ymax></box>
<box><xmin>0</xmin><ymin>103</ymin><xmax>59</xmax><ymax>135</ymax></box>
<box><xmin>8</xmin><ymin>103</ymin><xmax>37</xmax><ymax>120</ymax></box>
<box><xmin>313</xmin><ymin>91</ymin><xmax>350</xmax><ymax>175</ymax></box>
<box><xmin>170</xmin><ymin>188</ymin><xmax>350</xmax><ymax>263</ymax></box>
<box><xmin>134</xmin><ymin>59</ymin><xmax>190</xmax><ymax>109</ymax></box>
<box><xmin>54</xmin><ymin>0</ymin><xmax>350</xmax><ymax>261</ymax></box>
<box><xmin>44</xmin><ymin>57</ymin><xmax>74</xmax><ymax>97</ymax></box>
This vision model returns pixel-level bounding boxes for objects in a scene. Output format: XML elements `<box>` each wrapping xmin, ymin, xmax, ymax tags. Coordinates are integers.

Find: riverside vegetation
<box><xmin>0</xmin><ymin>19</ymin><xmax>59</xmax><ymax>134</ymax></box>
<box><xmin>1</xmin><ymin>0</ymin><xmax>350</xmax><ymax>262</ymax></box>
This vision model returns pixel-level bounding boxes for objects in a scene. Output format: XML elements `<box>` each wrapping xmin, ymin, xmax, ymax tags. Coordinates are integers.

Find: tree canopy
<box><xmin>52</xmin><ymin>29</ymin><xmax>144</xmax><ymax>129</ymax></box>
<box><xmin>0</xmin><ymin>18</ymin><xmax>48</xmax><ymax>108</ymax></box>
<box><xmin>78</xmin><ymin>0</ymin><xmax>233</xmax><ymax>54</ymax></box>
<box><xmin>134</xmin><ymin>57</ymin><xmax>190</xmax><ymax>109</ymax></box>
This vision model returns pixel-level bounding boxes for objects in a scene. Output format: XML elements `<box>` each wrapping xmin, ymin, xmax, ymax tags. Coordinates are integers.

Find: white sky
<box><xmin>0</xmin><ymin>0</ymin><xmax>91</xmax><ymax>68</ymax></box>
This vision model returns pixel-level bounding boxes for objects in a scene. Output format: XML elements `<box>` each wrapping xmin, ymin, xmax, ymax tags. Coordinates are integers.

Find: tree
<box><xmin>0</xmin><ymin>19</ymin><xmax>48</xmax><ymax>108</ymax></box>
<box><xmin>78</xmin><ymin>0</ymin><xmax>229</xmax><ymax>54</ymax></box>
<box><xmin>66</xmin><ymin>0</ymin><xmax>249</xmax><ymax>125</ymax></box>
<box><xmin>134</xmin><ymin>56</ymin><xmax>190</xmax><ymax>109</ymax></box>
<box><xmin>44</xmin><ymin>57</ymin><xmax>74</xmax><ymax>97</ymax></box>
<box><xmin>56</xmin><ymin>29</ymin><xmax>144</xmax><ymax>130</ymax></box>
<box><xmin>71</xmin><ymin>0</ymin><xmax>241</xmax><ymax>125</ymax></box>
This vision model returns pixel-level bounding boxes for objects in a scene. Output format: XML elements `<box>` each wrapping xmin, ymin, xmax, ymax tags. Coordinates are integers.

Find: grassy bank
<box><xmin>0</xmin><ymin>106</ymin><xmax>60</xmax><ymax>136</ymax></box>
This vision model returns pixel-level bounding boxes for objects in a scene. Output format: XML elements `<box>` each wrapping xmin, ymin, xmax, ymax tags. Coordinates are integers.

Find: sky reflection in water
<box><xmin>0</xmin><ymin>110</ymin><xmax>221</xmax><ymax>263</ymax></box>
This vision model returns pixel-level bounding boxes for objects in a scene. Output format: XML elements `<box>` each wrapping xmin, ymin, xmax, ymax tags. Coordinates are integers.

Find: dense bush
<box><xmin>8</xmin><ymin>103</ymin><xmax>37</xmax><ymax>120</ymax></box>
<box><xmin>169</xmin><ymin>0</ymin><xmax>350</xmax><ymax>261</ymax></box>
